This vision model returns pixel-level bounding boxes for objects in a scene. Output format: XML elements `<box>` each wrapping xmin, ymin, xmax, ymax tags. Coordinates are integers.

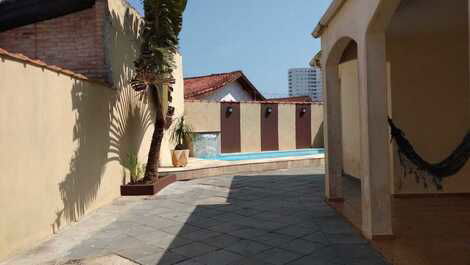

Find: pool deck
<box><xmin>159</xmin><ymin>154</ymin><xmax>325</xmax><ymax>180</ymax></box>
<box><xmin>1</xmin><ymin>168</ymin><xmax>388</xmax><ymax>265</ymax></box>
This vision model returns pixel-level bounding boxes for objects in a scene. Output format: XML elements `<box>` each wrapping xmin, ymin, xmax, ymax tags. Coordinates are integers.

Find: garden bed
<box><xmin>120</xmin><ymin>175</ymin><xmax>177</xmax><ymax>196</ymax></box>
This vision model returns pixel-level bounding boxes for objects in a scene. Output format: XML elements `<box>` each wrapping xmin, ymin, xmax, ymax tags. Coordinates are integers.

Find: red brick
<box><xmin>0</xmin><ymin>0</ymin><xmax>109</xmax><ymax>82</ymax></box>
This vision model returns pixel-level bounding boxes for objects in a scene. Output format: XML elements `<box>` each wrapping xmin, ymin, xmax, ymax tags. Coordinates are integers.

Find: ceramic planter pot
<box><xmin>171</xmin><ymin>149</ymin><xmax>189</xmax><ymax>167</ymax></box>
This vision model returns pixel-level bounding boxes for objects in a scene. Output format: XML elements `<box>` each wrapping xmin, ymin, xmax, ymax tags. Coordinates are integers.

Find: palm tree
<box><xmin>131</xmin><ymin>0</ymin><xmax>187</xmax><ymax>182</ymax></box>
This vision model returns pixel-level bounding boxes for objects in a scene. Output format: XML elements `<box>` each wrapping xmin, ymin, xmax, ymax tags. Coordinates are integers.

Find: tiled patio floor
<box><xmin>1</xmin><ymin>168</ymin><xmax>388</xmax><ymax>265</ymax></box>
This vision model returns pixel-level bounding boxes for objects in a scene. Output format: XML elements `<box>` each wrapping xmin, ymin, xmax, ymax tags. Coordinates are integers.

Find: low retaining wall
<box><xmin>161</xmin><ymin>157</ymin><xmax>325</xmax><ymax>180</ymax></box>
<box><xmin>185</xmin><ymin>100</ymin><xmax>324</xmax><ymax>156</ymax></box>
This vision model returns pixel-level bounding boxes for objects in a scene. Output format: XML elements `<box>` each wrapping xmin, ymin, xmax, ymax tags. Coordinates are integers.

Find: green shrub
<box><xmin>124</xmin><ymin>152</ymin><xmax>144</xmax><ymax>184</ymax></box>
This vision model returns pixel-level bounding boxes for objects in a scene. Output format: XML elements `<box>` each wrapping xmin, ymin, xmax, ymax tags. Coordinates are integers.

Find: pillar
<box><xmin>358</xmin><ymin>33</ymin><xmax>393</xmax><ymax>239</ymax></box>
<box><xmin>323</xmin><ymin>53</ymin><xmax>344</xmax><ymax>202</ymax></box>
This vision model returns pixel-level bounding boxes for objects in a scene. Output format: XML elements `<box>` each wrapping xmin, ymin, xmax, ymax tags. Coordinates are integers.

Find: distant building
<box><xmin>288</xmin><ymin>67</ymin><xmax>323</xmax><ymax>101</ymax></box>
<box><xmin>184</xmin><ymin>71</ymin><xmax>265</xmax><ymax>102</ymax></box>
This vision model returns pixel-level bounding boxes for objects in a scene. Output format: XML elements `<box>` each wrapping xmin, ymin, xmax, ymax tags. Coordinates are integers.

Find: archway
<box><xmin>323</xmin><ymin>37</ymin><xmax>361</xmax><ymax>204</ymax></box>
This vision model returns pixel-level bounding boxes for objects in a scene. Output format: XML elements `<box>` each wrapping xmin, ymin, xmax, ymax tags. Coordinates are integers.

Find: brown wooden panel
<box><xmin>296</xmin><ymin>104</ymin><xmax>312</xmax><ymax>149</ymax></box>
<box><xmin>220</xmin><ymin>103</ymin><xmax>241</xmax><ymax>153</ymax></box>
<box><xmin>261</xmin><ymin>104</ymin><xmax>279</xmax><ymax>151</ymax></box>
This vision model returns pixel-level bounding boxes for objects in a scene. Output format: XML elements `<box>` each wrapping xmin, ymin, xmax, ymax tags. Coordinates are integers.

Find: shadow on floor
<box><xmin>65</xmin><ymin>169</ymin><xmax>388</xmax><ymax>265</ymax></box>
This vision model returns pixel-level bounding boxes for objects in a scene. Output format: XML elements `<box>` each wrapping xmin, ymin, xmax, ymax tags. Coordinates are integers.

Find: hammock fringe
<box><xmin>388</xmin><ymin>118</ymin><xmax>470</xmax><ymax>190</ymax></box>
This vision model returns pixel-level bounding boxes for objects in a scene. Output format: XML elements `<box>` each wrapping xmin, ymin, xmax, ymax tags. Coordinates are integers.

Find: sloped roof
<box><xmin>0</xmin><ymin>0</ymin><xmax>96</xmax><ymax>32</ymax></box>
<box><xmin>267</xmin><ymin>96</ymin><xmax>314</xmax><ymax>103</ymax></box>
<box><xmin>184</xmin><ymin>71</ymin><xmax>265</xmax><ymax>100</ymax></box>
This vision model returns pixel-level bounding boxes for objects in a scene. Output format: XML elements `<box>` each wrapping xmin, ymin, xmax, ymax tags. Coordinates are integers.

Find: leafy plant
<box><xmin>130</xmin><ymin>0</ymin><xmax>187</xmax><ymax>182</ymax></box>
<box><xmin>124</xmin><ymin>152</ymin><xmax>145</xmax><ymax>184</ymax></box>
<box><xmin>170</xmin><ymin>116</ymin><xmax>193</xmax><ymax>150</ymax></box>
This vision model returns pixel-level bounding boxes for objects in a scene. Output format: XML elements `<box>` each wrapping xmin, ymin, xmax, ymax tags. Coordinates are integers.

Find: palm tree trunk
<box><xmin>143</xmin><ymin>85</ymin><xmax>165</xmax><ymax>182</ymax></box>
<box><xmin>143</xmin><ymin>120</ymin><xmax>164</xmax><ymax>182</ymax></box>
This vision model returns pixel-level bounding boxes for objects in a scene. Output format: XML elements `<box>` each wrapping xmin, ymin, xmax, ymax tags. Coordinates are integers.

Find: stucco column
<box><xmin>323</xmin><ymin>60</ymin><xmax>343</xmax><ymax>202</ymax></box>
<box><xmin>358</xmin><ymin>33</ymin><xmax>393</xmax><ymax>239</ymax></box>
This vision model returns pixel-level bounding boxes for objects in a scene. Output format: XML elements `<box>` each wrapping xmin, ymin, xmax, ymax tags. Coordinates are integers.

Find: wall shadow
<box><xmin>58</xmin><ymin>81</ymin><xmax>117</xmax><ymax>224</ymax></box>
<box><xmin>55</xmin><ymin>5</ymin><xmax>152</xmax><ymax>228</ymax></box>
<box><xmin>312</xmin><ymin>121</ymin><xmax>324</xmax><ymax>148</ymax></box>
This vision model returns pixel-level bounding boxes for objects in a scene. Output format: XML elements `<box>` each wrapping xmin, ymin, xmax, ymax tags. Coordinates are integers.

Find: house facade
<box><xmin>184</xmin><ymin>71</ymin><xmax>265</xmax><ymax>102</ymax></box>
<box><xmin>314</xmin><ymin>0</ymin><xmax>470</xmax><ymax>242</ymax></box>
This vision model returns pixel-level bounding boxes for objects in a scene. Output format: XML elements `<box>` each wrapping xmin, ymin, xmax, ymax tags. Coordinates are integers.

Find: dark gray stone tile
<box><xmin>274</xmin><ymin>226</ymin><xmax>317</xmax><ymax>238</ymax></box>
<box><xmin>137</xmin><ymin>251</ymin><xmax>189</xmax><ymax>265</ymax></box>
<box><xmin>253</xmin><ymin>248</ymin><xmax>303</xmax><ymax>265</ymax></box>
<box><xmin>181</xmin><ymin>230</ymin><xmax>222</xmax><ymax>241</ymax></box>
<box><xmin>225</xmin><ymin>240</ymin><xmax>272</xmax><ymax>256</ymax></box>
<box><xmin>227</xmin><ymin>257</ymin><xmax>272</xmax><ymax>265</ymax></box>
<box><xmin>286</xmin><ymin>254</ymin><xmax>341</xmax><ymax>265</ymax></box>
<box><xmin>202</xmin><ymin>234</ymin><xmax>242</xmax><ymax>248</ymax></box>
<box><xmin>226</xmin><ymin>228</ymin><xmax>268</xmax><ymax>239</ymax></box>
<box><xmin>325</xmin><ymin>233</ymin><xmax>368</xmax><ymax>245</ymax></box>
<box><xmin>171</xmin><ymin>242</ymin><xmax>218</xmax><ymax>258</ymax></box>
<box><xmin>278</xmin><ymin>238</ymin><xmax>324</xmax><ymax>255</ymax></box>
<box><xmin>193</xmin><ymin>249</ymin><xmax>243</xmax><ymax>265</ymax></box>
<box><xmin>207</xmin><ymin>223</ymin><xmax>248</xmax><ymax>233</ymax></box>
<box><xmin>301</xmin><ymin>232</ymin><xmax>329</xmax><ymax>244</ymax></box>
<box><xmin>252</xmin><ymin>233</ymin><xmax>297</xmax><ymax>247</ymax></box>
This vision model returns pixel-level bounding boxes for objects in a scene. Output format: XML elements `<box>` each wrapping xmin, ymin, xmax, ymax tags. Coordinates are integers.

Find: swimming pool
<box><xmin>208</xmin><ymin>149</ymin><xmax>324</xmax><ymax>161</ymax></box>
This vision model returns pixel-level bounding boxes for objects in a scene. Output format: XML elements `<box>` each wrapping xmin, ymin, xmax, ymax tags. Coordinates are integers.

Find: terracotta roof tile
<box><xmin>0</xmin><ymin>47</ymin><xmax>103</xmax><ymax>83</ymax></box>
<box><xmin>184</xmin><ymin>71</ymin><xmax>265</xmax><ymax>100</ymax></box>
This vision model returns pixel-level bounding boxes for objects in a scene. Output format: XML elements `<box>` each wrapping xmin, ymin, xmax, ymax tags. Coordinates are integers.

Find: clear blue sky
<box><xmin>128</xmin><ymin>0</ymin><xmax>332</xmax><ymax>98</ymax></box>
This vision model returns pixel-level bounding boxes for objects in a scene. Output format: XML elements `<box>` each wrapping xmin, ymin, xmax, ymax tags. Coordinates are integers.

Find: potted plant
<box><xmin>170</xmin><ymin>116</ymin><xmax>193</xmax><ymax>167</ymax></box>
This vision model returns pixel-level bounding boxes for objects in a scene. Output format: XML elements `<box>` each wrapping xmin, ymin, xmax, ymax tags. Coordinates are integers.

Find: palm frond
<box><xmin>132</xmin><ymin>0</ymin><xmax>187</xmax><ymax>89</ymax></box>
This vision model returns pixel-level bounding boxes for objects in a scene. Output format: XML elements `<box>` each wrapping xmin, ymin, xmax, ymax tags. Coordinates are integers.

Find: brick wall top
<box><xmin>0</xmin><ymin>0</ymin><xmax>108</xmax><ymax>81</ymax></box>
<box><xmin>0</xmin><ymin>47</ymin><xmax>106</xmax><ymax>85</ymax></box>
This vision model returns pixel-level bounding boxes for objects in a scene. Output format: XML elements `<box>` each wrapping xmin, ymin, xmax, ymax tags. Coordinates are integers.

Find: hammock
<box><xmin>388</xmin><ymin>118</ymin><xmax>470</xmax><ymax>190</ymax></box>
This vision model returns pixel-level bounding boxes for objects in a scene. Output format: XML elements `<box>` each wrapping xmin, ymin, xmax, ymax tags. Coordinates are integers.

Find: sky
<box><xmin>128</xmin><ymin>0</ymin><xmax>332</xmax><ymax>98</ymax></box>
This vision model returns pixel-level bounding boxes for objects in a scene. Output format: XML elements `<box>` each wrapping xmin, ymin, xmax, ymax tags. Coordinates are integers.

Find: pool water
<box><xmin>209</xmin><ymin>149</ymin><xmax>324</xmax><ymax>161</ymax></box>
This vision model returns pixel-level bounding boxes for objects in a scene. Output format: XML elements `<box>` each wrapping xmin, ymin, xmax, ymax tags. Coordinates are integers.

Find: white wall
<box><xmin>200</xmin><ymin>81</ymin><xmax>254</xmax><ymax>102</ymax></box>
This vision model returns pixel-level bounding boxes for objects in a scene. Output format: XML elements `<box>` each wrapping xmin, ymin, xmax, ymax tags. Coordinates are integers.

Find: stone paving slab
<box><xmin>0</xmin><ymin>168</ymin><xmax>389</xmax><ymax>265</ymax></box>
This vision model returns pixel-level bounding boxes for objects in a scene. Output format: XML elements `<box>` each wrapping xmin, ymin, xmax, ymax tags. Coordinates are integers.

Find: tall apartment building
<box><xmin>288</xmin><ymin>67</ymin><xmax>323</xmax><ymax>101</ymax></box>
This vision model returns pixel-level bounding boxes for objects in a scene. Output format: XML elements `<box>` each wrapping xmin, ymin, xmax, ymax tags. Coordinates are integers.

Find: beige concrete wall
<box><xmin>160</xmin><ymin>53</ymin><xmax>185</xmax><ymax>165</ymax></box>
<box><xmin>0</xmin><ymin>1</ymin><xmax>185</xmax><ymax>259</ymax></box>
<box><xmin>186</xmin><ymin>101</ymin><xmax>324</xmax><ymax>152</ymax></box>
<box><xmin>0</xmin><ymin>58</ymin><xmax>131</xmax><ymax>259</ymax></box>
<box><xmin>339</xmin><ymin>60</ymin><xmax>361</xmax><ymax>178</ymax></box>
<box><xmin>185</xmin><ymin>101</ymin><xmax>221</xmax><ymax>133</ymax></box>
<box><xmin>311</xmin><ymin>104</ymin><xmax>324</xmax><ymax>147</ymax></box>
<box><xmin>240</xmin><ymin>103</ymin><xmax>261</xmax><ymax>152</ymax></box>
<box><xmin>386</xmin><ymin>0</ymin><xmax>470</xmax><ymax>193</ymax></box>
<box><xmin>278</xmin><ymin>104</ymin><xmax>297</xmax><ymax>150</ymax></box>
